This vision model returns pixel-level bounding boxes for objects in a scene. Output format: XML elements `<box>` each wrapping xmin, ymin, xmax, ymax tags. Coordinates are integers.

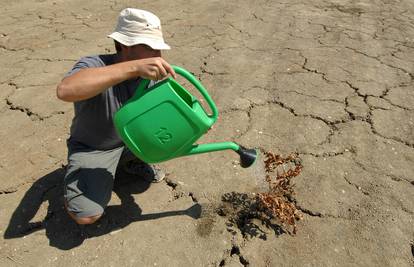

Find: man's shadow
<box><xmin>4</xmin><ymin>167</ymin><xmax>201</xmax><ymax>250</ymax></box>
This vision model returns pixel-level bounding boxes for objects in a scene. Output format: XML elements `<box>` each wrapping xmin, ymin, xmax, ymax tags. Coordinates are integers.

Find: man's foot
<box><xmin>123</xmin><ymin>160</ymin><xmax>166</xmax><ymax>183</ymax></box>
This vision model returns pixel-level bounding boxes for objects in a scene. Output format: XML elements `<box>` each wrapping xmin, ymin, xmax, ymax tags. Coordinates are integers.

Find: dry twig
<box><xmin>257</xmin><ymin>151</ymin><xmax>303</xmax><ymax>234</ymax></box>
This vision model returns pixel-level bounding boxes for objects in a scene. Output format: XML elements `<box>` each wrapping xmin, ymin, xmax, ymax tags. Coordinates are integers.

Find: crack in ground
<box><xmin>381</xmin><ymin>95</ymin><xmax>413</xmax><ymax>111</ymax></box>
<box><xmin>200</xmin><ymin>68</ymin><xmax>231</xmax><ymax>76</ymax></box>
<box><xmin>296</xmin><ymin>204</ymin><xmax>322</xmax><ymax>217</ymax></box>
<box><xmin>0</xmin><ymin>163</ymin><xmax>64</xmax><ymax>195</ymax></box>
<box><xmin>352</xmin><ymin>156</ymin><xmax>414</xmax><ymax>191</ymax></box>
<box><xmin>233</xmin><ymin>104</ymin><xmax>254</xmax><ymax>140</ymax></box>
<box><xmin>25</xmin><ymin>56</ymin><xmax>78</xmax><ymax>62</ymax></box>
<box><xmin>0</xmin><ymin>45</ymin><xmax>34</xmax><ymax>53</ymax></box>
<box><xmin>301</xmin><ymin>50</ymin><xmax>411</xmax><ymax>120</ymax></box>
<box><xmin>164</xmin><ymin>178</ymin><xmax>183</xmax><ymax>200</ymax></box>
<box><xmin>367</xmin><ymin>113</ymin><xmax>414</xmax><ymax>149</ymax></box>
<box><xmin>301</xmin><ymin>54</ymin><xmax>330</xmax><ymax>83</ymax></box>
<box><xmin>323</xmin><ymin>3</ymin><xmax>365</xmax><ymax>16</ymax></box>
<box><xmin>384</xmin><ymin>174</ymin><xmax>414</xmax><ymax>186</ymax></box>
<box><xmin>6</xmin><ymin>98</ymin><xmax>46</xmax><ymax>121</ymax></box>
<box><xmin>299</xmin><ymin>149</ymin><xmax>354</xmax><ymax>158</ymax></box>
<box><xmin>296</xmin><ymin>204</ymin><xmax>353</xmax><ymax>220</ymax></box>
<box><xmin>6</xmin><ymin>98</ymin><xmax>44</xmax><ymax>121</ymax></box>
<box><xmin>4</xmin><ymin>84</ymin><xmax>65</xmax><ymax>121</ymax></box>
<box><xmin>164</xmin><ymin>178</ymin><xmax>198</xmax><ymax>203</ymax></box>
<box><xmin>401</xmin><ymin>206</ymin><xmax>414</xmax><ymax>216</ymax></box>
<box><xmin>239</xmin><ymin>95</ymin><xmax>347</xmax><ymax>126</ymax></box>
<box><xmin>340</xmin><ymin>81</ymin><xmax>414</xmax><ymax>149</ymax></box>
<box><xmin>218</xmin><ymin>246</ymin><xmax>250</xmax><ymax>266</ymax></box>
<box><xmin>220</xmin><ymin>96</ymin><xmax>342</xmax><ymax>140</ymax></box>
<box><xmin>0</xmin><ymin>188</ymin><xmax>18</xmax><ymax>195</ymax></box>
<box><xmin>344</xmin><ymin>96</ymin><xmax>358</xmax><ymax>121</ymax></box>
<box><xmin>284</xmin><ymin>90</ymin><xmax>345</xmax><ymax>104</ymax></box>
<box><xmin>317</xmin><ymin>126</ymin><xmax>337</xmax><ymax>146</ymax></box>
<box><xmin>309</xmin><ymin>21</ymin><xmax>375</xmax><ymax>40</ymax></box>
<box><xmin>343</xmin><ymin>81</ymin><xmax>365</xmax><ymax>98</ymax></box>
<box><xmin>221</xmin><ymin>100</ymin><xmax>269</xmax><ymax>140</ymax></box>
<box><xmin>344</xmin><ymin>46</ymin><xmax>413</xmax><ymax>81</ymax></box>
<box><xmin>343</xmin><ymin>175</ymin><xmax>370</xmax><ymax>196</ymax></box>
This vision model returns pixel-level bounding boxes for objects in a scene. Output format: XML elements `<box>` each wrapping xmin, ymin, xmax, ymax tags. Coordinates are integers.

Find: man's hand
<box><xmin>132</xmin><ymin>57</ymin><xmax>177</xmax><ymax>81</ymax></box>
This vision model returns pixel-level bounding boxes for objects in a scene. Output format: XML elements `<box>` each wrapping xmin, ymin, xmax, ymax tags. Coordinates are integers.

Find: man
<box><xmin>56</xmin><ymin>8</ymin><xmax>176</xmax><ymax>225</ymax></box>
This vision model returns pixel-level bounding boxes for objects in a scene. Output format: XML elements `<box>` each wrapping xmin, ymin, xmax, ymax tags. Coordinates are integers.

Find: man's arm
<box><xmin>56</xmin><ymin>57</ymin><xmax>176</xmax><ymax>102</ymax></box>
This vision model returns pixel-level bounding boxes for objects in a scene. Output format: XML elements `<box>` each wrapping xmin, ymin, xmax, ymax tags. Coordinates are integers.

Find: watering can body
<box><xmin>115</xmin><ymin>66</ymin><xmax>216</xmax><ymax>163</ymax></box>
<box><xmin>114</xmin><ymin>66</ymin><xmax>257</xmax><ymax>167</ymax></box>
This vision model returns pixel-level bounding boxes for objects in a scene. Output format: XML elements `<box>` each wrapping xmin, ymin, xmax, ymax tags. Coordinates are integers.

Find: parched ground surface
<box><xmin>0</xmin><ymin>0</ymin><xmax>413</xmax><ymax>266</ymax></box>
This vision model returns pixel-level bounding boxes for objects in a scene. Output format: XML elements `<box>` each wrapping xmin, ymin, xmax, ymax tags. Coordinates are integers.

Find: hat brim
<box><xmin>108</xmin><ymin>32</ymin><xmax>171</xmax><ymax>50</ymax></box>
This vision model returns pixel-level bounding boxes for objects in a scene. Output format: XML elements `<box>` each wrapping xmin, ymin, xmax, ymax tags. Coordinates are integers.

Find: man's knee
<box><xmin>66</xmin><ymin>209</ymin><xmax>102</xmax><ymax>225</ymax></box>
<box><xmin>64</xmin><ymin>200</ymin><xmax>103</xmax><ymax>225</ymax></box>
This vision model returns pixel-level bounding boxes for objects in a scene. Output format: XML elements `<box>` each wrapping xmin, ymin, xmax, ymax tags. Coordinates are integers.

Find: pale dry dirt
<box><xmin>0</xmin><ymin>0</ymin><xmax>413</xmax><ymax>266</ymax></box>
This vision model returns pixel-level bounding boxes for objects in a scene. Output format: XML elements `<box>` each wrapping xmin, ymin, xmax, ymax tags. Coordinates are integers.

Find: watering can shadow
<box><xmin>114</xmin><ymin>65</ymin><xmax>257</xmax><ymax>168</ymax></box>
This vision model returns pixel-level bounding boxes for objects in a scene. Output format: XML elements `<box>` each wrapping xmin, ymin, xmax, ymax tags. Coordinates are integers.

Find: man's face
<box><xmin>121</xmin><ymin>44</ymin><xmax>161</xmax><ymax>61</ymax></box>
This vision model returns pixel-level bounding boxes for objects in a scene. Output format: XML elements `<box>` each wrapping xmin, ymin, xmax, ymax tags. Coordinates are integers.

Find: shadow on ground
<box><xmin>4</xmin><ymin>167</ymin><xmax>201</xmax><ymax>250</ymax></box>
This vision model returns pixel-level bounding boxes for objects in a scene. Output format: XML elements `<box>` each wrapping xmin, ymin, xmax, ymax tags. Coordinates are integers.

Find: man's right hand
<box><xmin>132</xmin><ymin>57</ymin><xmax>177</xmax><ymax>81</ymax></box>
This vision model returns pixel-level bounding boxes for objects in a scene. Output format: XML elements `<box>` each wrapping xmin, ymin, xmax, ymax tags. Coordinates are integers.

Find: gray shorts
<box><xmin>64</xmin><ymin>141</ymin><xmax>135</xmax><ymax>218</ymax></box>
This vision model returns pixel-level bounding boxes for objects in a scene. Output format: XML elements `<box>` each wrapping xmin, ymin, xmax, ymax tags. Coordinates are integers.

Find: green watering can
<box><xmin>114</xmin><ymin>65</ymin><xmax>257</xmax><ymax>168</ymax></box>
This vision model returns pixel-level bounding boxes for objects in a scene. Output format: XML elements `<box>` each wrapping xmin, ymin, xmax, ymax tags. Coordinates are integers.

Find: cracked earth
<box><xmin>0</xmin><ymin>0</ymin><xmax>413</xmax><ymax>266</ymax></box>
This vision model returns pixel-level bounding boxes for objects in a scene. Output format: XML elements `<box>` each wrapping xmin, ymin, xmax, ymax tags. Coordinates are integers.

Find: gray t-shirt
<box><xmin>65</xmin><ymin>54</ymin><xmax>141</xmax><ymax>150</ymax></box>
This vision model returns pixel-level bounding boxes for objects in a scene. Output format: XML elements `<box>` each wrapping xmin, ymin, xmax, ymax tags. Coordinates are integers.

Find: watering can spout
<box><xmin>185</xmin><ymin>142</ymin><xmax>258</xmax><ymax>168</ymax></box>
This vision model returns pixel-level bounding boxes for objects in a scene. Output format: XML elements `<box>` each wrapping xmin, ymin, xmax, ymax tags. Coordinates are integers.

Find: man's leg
<box><xmin>64</xmin><ymin>145</ymin><xmax>124</xmax><ymax>225</ymax></box>
<box><xmin>119</xmin><ymin>148</ymin><xmax>166</xmax><ymax>183</ymax></box>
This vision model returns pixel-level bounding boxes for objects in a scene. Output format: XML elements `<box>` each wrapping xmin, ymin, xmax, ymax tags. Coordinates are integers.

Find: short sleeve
<box><xmin>64</xmin><ymin>56</ymin><xmax>104</xmax><ymax>78</ymax></box>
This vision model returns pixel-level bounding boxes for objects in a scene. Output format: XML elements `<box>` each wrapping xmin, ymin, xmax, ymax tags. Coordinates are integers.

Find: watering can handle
<box><xmin>172</xmin><ymin>65</ymin><xmax>218</xmax><ymax>121</ymax></box>
<box><xmin>135</xmin><ymin>65</ymin><xmax>219</xmax><ymax>121</ymax></box>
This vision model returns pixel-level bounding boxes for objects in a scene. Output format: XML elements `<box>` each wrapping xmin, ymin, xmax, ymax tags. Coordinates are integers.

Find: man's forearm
<box><xmin>56</xmin><ymin>57</ymin><xmax>175</xmax><ymax>102</ymax></box>
<box><xmin>56</xmin><ymin>61</ymin><xmax>139</xmax><ymax>102</ymax></box>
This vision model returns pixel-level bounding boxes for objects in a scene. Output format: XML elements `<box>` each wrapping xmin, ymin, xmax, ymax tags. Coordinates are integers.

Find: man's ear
<box><xmin>121</xmin><ymin>43</ymin><xmax>129</xmax><ymax>52</ymax></box>
<box><xmin>114</xmin><ymin>41</ymin><xmax>129</xmax><ymax>54</ymax></box>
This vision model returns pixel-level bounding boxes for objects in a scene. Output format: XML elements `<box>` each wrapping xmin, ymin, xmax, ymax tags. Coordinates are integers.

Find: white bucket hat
<box><xmin>108</xmin><ymin>8</ymin><xmax>171</xmax><ymax>50</ymax></box>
